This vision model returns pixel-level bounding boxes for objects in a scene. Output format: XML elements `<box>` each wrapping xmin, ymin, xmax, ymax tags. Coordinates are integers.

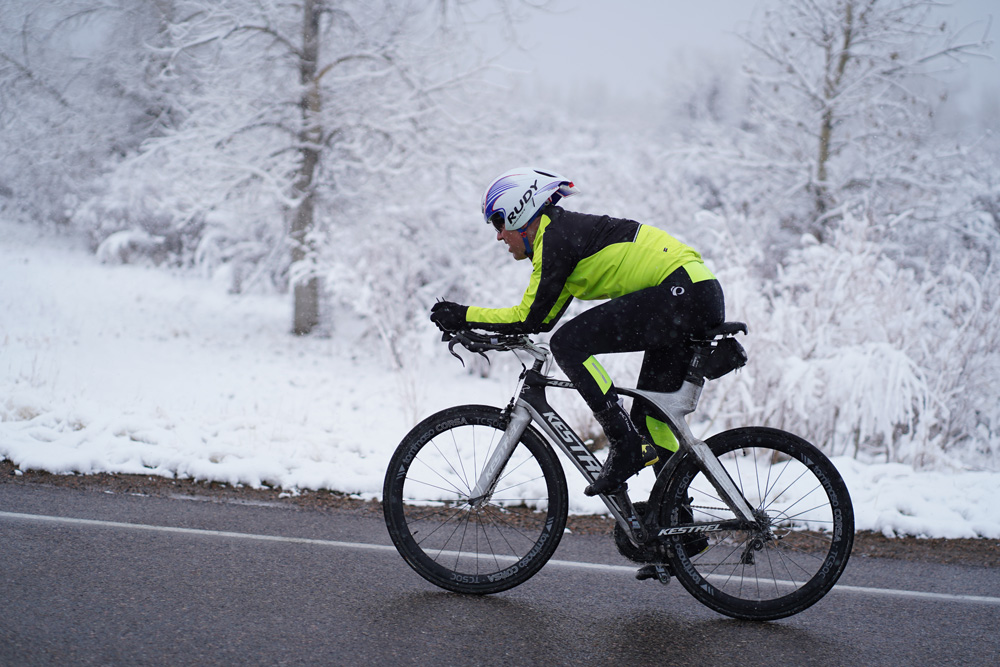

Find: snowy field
<box><xmin>2</xmin><ymin>218</ymin><xmax>998</xmax><ymax>540</ymax></box>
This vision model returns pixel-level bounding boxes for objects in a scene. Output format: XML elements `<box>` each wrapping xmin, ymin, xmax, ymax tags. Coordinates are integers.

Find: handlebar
<box><xmin>440</xmin><ymin>330</ymin><xmax>549</xmax><ymax>368</ymax></box>
<box><xmin>440</xmin><ymin>330</ymin><xmax>525</xmax><ymax>351</ymax></box>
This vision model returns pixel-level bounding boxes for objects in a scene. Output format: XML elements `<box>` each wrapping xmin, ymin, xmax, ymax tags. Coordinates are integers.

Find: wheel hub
<box><xmin>739</xmin><ymin>509</ymin><xmax>777</xmax><ymax>565</ymax></box>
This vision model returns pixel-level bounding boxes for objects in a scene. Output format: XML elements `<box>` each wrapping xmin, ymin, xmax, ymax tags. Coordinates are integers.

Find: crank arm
<box><xmin>609</xmin><ymin>487</ymin><xmax>648</xmax><ymax>544</ymax></box>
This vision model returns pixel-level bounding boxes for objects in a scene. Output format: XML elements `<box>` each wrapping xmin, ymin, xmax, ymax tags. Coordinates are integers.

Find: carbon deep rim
<box><xmin>660</xmin><ymin>427</ymin><xmax>854</xmax><ymax>621</ymax></box>
<box><xmin>383</xmin><ymin>405</ymin><xmax>568</xmax><ymax>594</ymax></box>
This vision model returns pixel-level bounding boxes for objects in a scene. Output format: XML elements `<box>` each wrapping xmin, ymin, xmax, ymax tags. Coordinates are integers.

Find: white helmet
<box><xmin>481</xmin><ymin>167</ymin><xmax>579</xmax><ymax>232</ymax></box>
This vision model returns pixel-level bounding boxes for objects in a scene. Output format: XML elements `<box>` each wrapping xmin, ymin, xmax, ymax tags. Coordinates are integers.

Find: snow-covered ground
<box><xmin>2</xmin><ymin>218</ymin><xmax>998</xmax><ymax>539</ymax></box>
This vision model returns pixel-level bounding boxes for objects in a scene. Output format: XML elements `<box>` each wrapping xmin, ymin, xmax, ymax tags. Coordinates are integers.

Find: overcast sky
<box><xmin>486</xmin><ymin>0</ymin><xmax>998</xmax><ymax>126</ymax></box>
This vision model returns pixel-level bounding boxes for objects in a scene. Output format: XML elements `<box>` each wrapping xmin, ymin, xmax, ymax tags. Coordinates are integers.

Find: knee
<box><xmin>549</xmin><ymin>326</ymin><xmax>581</xmax><ymax>366</ymax></box>
<box><xmin>549</xmin><ymin>328</ymin><xmax>566</xmax><ymax>366</ymax></box>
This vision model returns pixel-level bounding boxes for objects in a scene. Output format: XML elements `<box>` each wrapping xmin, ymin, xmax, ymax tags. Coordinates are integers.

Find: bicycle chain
<box><xmin>689</xmin><ymin>504</ymin><xmax>729</xmax><ymax>513</ymax></box>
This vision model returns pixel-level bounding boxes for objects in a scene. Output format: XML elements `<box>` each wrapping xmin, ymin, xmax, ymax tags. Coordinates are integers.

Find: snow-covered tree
<box><xmin>74</xmin><ymin>0</ymin><xmax>545</xmax><ymax>337</ymax></box>
<box><xmin>741</xmin><ymin>0</ymin><xmax>990</xmax><ymax>239</ymax></box>
<box><xmin>622</xmin><ymin>1</ymin><xmax>1000</xmax><ymax>469</ymax></box>
<box><xmin>0</xmin><ymin>1</ymin><xmax>175</xmax><ymax>225</ymax></box>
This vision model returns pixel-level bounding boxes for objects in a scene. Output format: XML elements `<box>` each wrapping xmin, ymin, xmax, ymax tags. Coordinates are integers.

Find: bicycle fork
<box><xmin>467</xmin><ymin>403</ymin><xmax>533</xmax><ymax>507</ymax></box>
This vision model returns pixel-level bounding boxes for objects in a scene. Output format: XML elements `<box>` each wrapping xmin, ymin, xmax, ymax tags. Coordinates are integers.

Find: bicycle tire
<box><xmin>658</xmin><ymin>427</ymin><xmax>853</xmax><ymax>621</ymax></box>
<box><xmin>383</xmin><ymin>405</ymin><xmax>568</xmax><ymax>594</ymax></box>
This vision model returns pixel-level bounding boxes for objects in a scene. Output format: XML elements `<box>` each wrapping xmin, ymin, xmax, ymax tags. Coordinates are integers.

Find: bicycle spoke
<box><xmin>404</xmin><ymin>503</ymin><xmax>466</xmax><ymax>527</ymax></box>
<box><xmin>662</xmin><ymin>428</ymin><xmax>853</xmax><ymax>619</ymax></box>
<box><xmin>402</xmin><ymin>475</ymin><xmax>467</xmax><ymax>501</ymax></box>
<box><xmin>479</xmin><ymin>508</ymin><xmax>529</xmax><ymax>560</ymax></box>
<box><xmin>490</xmin><ymin>474</ymin><xmax>547</xmax><ymax>502</ymax></box>
<box><xmin>385</xmin><ymin>408</ymin><xmax>567</xmax><ymax>591</ymax></box>
<box><xmin>410</xmin><ymin>451</ymin><xmax>471</xmax><ymax>498</ymax></box>
<box><xmin>453</xmin><ymin>510</ymin><xmax>474</xmax><ymax>572</ymax></box>
<box><xmin>474</xmin><ymin>509</ymin><xmax>502</xmax><ymax>572</ymax></box>
<box><xmin>415</xmin><ymin>503</ymin><xmax>469</xmax><ymax>551</ymax></box>
<box><xmin>448</xmin><ymin>428</ymin><xmax>472</xmax><ymax>495</ymax></box>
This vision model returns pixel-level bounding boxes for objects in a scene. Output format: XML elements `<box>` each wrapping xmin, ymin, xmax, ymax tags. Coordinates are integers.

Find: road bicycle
<box><xmin>382</xmin><ymin>323</ymin><xmax>854</xmax><ymax>621</ymax></box>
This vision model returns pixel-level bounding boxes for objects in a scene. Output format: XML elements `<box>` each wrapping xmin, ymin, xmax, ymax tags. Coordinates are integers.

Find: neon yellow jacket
<box><xmin>466</xmin><ymin>207</ymin><xmax>713</xmax><ymax>333</ymax></box>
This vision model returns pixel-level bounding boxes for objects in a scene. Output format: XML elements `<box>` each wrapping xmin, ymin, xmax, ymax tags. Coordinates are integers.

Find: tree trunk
<box><xmin>814</xmin><ymin>0</ymin><xmax>857</xmax><ymax>233</ymax></box>
<box><xmin>290</xmin><ymin>0</ymin><xmax>322</xmax><ymax>335</ymax></box>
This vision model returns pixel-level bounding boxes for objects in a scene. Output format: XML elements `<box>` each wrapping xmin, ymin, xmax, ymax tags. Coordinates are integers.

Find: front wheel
<box><xmin>659</xmin><ymin>427</ymin><xmax>854</xmax><ymax>621</ymax></box>
<box><xmin>383</xmin><ymin>405</ymin><xmax>568</xmax><ymax>594</ymax></box>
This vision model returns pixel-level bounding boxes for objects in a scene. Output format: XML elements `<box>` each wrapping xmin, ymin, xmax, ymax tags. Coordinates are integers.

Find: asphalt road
<box><xmin>1</xmin><ymin>484</ymin><xmax>998</xmax><ymax>666</ymax></box>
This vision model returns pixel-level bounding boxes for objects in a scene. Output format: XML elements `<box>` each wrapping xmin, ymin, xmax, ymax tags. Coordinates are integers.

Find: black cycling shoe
<box><xmin>637</xmin><ymin>532</ymin><xmax>707</xmax><ymax>585</ymax></box>
<box><xmin>584</xmin><ymin>442</ymin><xmax>658</xmax><ymax>496</ymax></box>
<box><xmin>584</xmin><ymin>403</ymin><xmax>659</xmax><ymax>497</ymax></box>
<box><xmin>636</xmin><ymin>564</ymin><xmax>672</xmax><ymax>584</ymax></box>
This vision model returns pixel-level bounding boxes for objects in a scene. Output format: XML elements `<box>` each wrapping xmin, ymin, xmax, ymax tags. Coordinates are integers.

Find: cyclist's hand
<box><xmin>430</xmin><ymin>300</ymin><xmax>468</xmax><ymax>332</ymax></box>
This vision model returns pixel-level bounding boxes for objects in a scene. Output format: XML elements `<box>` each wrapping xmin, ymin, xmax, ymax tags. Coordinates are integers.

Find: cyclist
<box><xmin>430</xmin><ymin>167</ymin><xmax>725</xmax><ymax>496</ymax></box>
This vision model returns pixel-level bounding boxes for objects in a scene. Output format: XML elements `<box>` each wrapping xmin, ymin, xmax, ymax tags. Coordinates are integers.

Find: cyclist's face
<box><xmin>497</xmin><ymin>226</ymin><xmax>529</xmax><ymax>260</ymax></box>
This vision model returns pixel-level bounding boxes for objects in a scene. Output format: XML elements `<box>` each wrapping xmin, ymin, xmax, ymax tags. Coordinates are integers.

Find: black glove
<box><xmin>430</xmin><ymin>300</ymin><xmax>468</xmax><ymax>332</ymax></box>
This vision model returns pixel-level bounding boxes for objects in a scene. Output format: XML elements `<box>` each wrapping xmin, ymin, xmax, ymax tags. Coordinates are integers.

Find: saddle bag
<box><xmin>702</xmin><ymin>337</ymin><xmax>748</xmax><ymax>380</ymax></box>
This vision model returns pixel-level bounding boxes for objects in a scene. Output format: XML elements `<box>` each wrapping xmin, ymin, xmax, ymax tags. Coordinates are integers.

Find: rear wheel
<box><xmin>383</xmin><ymin>405</ymin><xmax>568</xmax><ymax>594</ymax></box>
<box><xmin>659</xmin><ymin>427</ymin><xmax>853</xmax><ymax>620</ymax></box>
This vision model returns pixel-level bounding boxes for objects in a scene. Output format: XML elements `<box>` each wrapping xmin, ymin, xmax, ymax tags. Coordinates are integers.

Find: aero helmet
<box><xmin>481</xmin><ymin>167</ymin><xmax>579</xmax><ymax>232</ymax></box>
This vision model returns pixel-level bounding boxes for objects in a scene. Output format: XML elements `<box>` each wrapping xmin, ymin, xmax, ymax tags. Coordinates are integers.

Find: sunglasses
<box><xmin>488</xmin><ymin>212</ymin><xmax>506</xmax><ymax>233</ymax></box>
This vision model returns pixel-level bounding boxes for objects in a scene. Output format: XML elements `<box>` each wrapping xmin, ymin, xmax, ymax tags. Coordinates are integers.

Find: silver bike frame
<box><xmin>624</xmin><ymin>384</ymin><xmax>757</xmax><ymax>524</ymax></box>
<box><xmin>470</xmin><ymin>359</ymin><xmax>757</xmax><ymax>529</ymax></box>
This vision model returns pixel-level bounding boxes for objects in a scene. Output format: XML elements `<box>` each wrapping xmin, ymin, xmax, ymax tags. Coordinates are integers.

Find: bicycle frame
<box><xmin>388</xmin><ymin>328</ymin><xmax>853</xmax><ymax>618</ymax></box>
<box><xmin>469</xmin><ymin>356</ymin><xmax>758</xmax><ymax>545</ymax></box>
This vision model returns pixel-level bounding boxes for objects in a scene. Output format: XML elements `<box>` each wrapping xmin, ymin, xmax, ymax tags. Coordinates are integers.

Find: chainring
<box><xmin>613</xmin><ymin>501</ymin><xmax>663</xmax><ymax>563</ymax></box>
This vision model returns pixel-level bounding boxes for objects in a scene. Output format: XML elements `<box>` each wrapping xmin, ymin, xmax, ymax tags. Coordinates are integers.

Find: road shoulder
<box><xmin>3</xmin><ymin>459</ymin><xmax>997</xmax><ymax>568</ymax></box>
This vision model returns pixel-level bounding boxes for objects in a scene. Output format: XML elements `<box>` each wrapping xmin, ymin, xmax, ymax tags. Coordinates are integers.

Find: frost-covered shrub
<box><xmin>75</xmin><ymin>145</ymin><xmax>290</xmax><ymax>292</ymax></box>
<box><xmin>700</xmin><ymin>211</ymin><xmax>1000</xmax><ymax>470</ymax></box>
<box><xmin>96</xmin><ymin>229</ymin><xmax>170</xmax><ymax>266</ymax></box>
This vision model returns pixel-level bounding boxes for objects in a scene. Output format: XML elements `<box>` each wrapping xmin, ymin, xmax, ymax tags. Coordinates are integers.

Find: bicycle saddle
<box><xmin>702</xmin><ymin>321</ymin><xmax>748</xmax><ymax>338</ymax></box>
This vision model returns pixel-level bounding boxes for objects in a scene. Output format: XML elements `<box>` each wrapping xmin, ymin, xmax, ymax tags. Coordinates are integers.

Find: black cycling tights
<box><xmin>549</xmin><ymin>268</ymin><xmax>724</xmax><ymax>439</ymax></box>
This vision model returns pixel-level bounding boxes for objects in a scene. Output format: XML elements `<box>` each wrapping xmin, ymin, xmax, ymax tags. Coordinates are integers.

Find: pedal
<box><xmin>635</xmin><ymin>564</ymin><xmax>672</xmax><ymax>585</ymax></box>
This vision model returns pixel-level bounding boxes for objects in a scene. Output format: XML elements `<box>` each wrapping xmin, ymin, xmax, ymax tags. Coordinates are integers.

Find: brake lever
<box><xmin>445</xmin><ymin>331</ymin><xmax>492</xmax><ymax>368</ymax></box>
<box><xmin>447</xmin><ymin>336</ymin><xmax>467</xmax><ymax>367</ymax></box>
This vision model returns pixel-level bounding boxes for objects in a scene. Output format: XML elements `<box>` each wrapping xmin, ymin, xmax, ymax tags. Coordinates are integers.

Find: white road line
<box><xmin>0</xmin><ymin>510</ymin><xmax>398</xmax><ymax>554</ymax></box>
<box><xmin>547</xmin><ymin>558</ymin><xmax>1000</xmax><ymax>605</ymax></box>
<box><xmin>3</xmin><ymin>510</ymin><xmax>998</xmax><ymax>606</ymax></box>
